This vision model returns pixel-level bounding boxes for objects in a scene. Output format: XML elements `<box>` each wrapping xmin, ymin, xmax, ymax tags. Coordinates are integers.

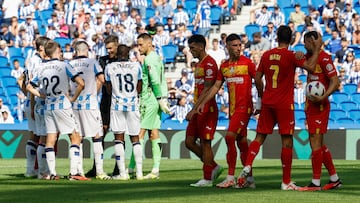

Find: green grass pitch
<box><xmin>0</xmin><ymin>159</ymin><xmax>359</xmax><ymax>203</ymax></box>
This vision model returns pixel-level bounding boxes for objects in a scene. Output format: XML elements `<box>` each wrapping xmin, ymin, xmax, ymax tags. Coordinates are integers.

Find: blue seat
<box><xmin>298</xmin><ymin>74</ymin><xmax>307</xmax><ymax>83</ymax></box>
<box><xmin>351</xmin><ymin>93</ymin><xmax>360</xmax><ymax>103</ymax></box>
<box><xmin>330</xmin><ymin>101</ymin><xmax>338</xmax><ymax>109</ymax></box>
<box><xmin>184</xmin><ymin>0</ymin><xmax>197</xmax><ymax>9</ymax></box>
<box><xmin>322</xmin><ymin>33</ymin><xmax>332</xmax><ymax>44</ymax></box>
<box><xmin>23</xmin><ymin>46</ymin><xmax>35</xmax><ymax>59</ymax></box>
<box><xmin>348</xmin><ymin>109</ymin><xmax>360</xmax><ymax>121</ymax></box>
<box><xmin>248</xmin><ymin>117</ymin><xmax>257</xmax><ymax>129</ymax></box>
<box><xmin>331</xmin><ymin>92</ymin><xmax>349</xmax><ymax>104</ymax></box>
<box><xmin>296</xmin><ymin>24</ymin><xmax>305</xmax><ymax>33</ymax></box>
<box><xmin>343</xmin><ymin>83</ymin><xmax>357</xmax><ymax>95</ymax></box>
<box><xmin>8</xmin><ymin>47</ymin><xmax>23</xmax><ymax>58</ymax></box>
<box><xmin>0</xmin><ymin>66</ymin><xmax>12</xmax><ymax>77</ymax></box>
<box><xmin>145</xmin><ymin>7</ymin><xmax>155</xmax><ymax>19</ymax></box>
<box><xmin>54</xmin><ymin>37</ymin><xmax>72</xmax><ymax>49</ymax></box>
<box><xmin>8</xmin><ymin>94</ymin><xmax>18</xmax><ymax>106</ymax></box>
<box><xmin>0</xmin><ymin>95</ymin><xmax>8</xmax><ymax>105</ymax></box>
<box><xmin>336</xmin><ymin>117</ymin><xmax>355</xmax><ymax>124</ymax></box>
<box><xmin>6</xmin><ymin>85</ymin><xmax>20</xmax><ymax>96</ymax></box>
<box><xmin>294</xmin><ymin>109</ymin><xmax>306</xmax><ymax>120</ymax></box>
<box><xmin>161</xmin><ymin>44</ymin><xmax>178</xmax><ymax>71</ymax></box>
<box><xmin>244</xmin><ymin>24</ymin><xmax>261</xmax><ymax>41</ymax></box>
<box><xmin>294</xmin><ymin>102</ymin><xmax>305</xmax><ymax>110</ymax></box>
<box><xmin>311</xmin><ymin>0</ymin><xmax>325</xmax><ymax>7</ymax></box>
<box><xmin>330</xmin><ymin>109</ymin><xmax>347</xmax><ymax>120</ymax></box>
<box><xmin>10</xmin><ymin>56</ymin><xmax>25</xmax><ymax>68</ymax></box>
<box><xmin>339</xmin><ymin>101</ymin><xmax>358</xmax><ymax>111</ymax></box>
<box><xmin>354</xmin><ymin>6</ymin><xmax>360</xmax><ymax>14</ymax></box>
<box><xmin>210</xmin><ymin>6</ymin><xmax>222</xmax><ymax>32</ymax></box>
<box><xmin>162</xmin><ymin>119</ymin><xmax>188</xmax><ymax>130</ymax></box>
<box><xmin>39</xmin><ymin>9</ymin><xmax>54</xmax><ymax>22</ymax></box>
<box><xmin>1</xmin><ymin>76</ymin><xmax>17</xmax><ymax>87</ymax></box>
<box><xmin>293</xmin><ymin>44</ymin><xmax>306</xmax><ymax>53</ymax></box>
<box><xmin>277</xmin><ymin>0</ymin><xmax>292</xmax><ymax>9</ymax></box>
<box><xmin>0</xmin><ymin>56</ymin><xmax>9</xmax><ymax>66</ymax></box>
<box><xmin>301</xmin><ymin>6</ymin><xmax>309</xmax><ymax>15</ymax></box>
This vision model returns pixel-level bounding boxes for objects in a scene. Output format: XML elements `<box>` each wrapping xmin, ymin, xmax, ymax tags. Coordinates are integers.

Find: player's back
<box><xmin>259</xmin><ymin>47</ymin><xmax>298</xmax><ymax>107</ymax></box>
<box><xmin>69</xmin><ymin>57</ymin><xmax>102</xmax><ymax>110</ymax></box>
<box><xmin>105</xmin><ymin>61</ymin><xmax>142</xmax><ymax>111</ymax></box>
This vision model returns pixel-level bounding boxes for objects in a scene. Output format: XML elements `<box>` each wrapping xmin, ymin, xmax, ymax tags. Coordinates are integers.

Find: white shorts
<box><xmin>24</xmin><ymin>103</ymin><xmax>36</xmax><ymax>133</ymax></box>
<box><xmin>110</xmin><ymin>110</ymin><xmax>140</xmax><ymax>136</ymax></box>
<box><xmin>74</xmin><ymin>109</ymin><xmax>103</xmax><ymax>137</ymax></box>
<box><xmin>35</xmin><ymin>109</ymin><xmax>46</xmax><ymax>136</ymax></box>
<box><xmin>45</xmin><ymin>109</ymin><xmax>78</xmax><ymax>135</ymax></box>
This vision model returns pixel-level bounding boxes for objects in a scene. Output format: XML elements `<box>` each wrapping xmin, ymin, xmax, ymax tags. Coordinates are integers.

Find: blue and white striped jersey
<box><xmin>25</xmin><ymin>53</ymin><xmax>42</xmax><ymax>107</ymax></box>
<box><xmin>131</xmin><ymin>0</ymin><xmax>147</xmax><ymax>7</ymax></box>
<box><xmin>69</xmin><ymin>56</ymin><xmax>103</xmax><ymax>110</ymax></box>
<box><xmin>196</xmin><ymin>0</ymin><xmax>211</xmax><ymax>29</ymax></box>
<box><xmin>31</xmin><ymin>59</ymin><xmax>79</xmax><ymax>110</ymax></box>
<box><xmin>19</xmin><ymin>3</ymin><xmax>35</xmax><ymax>18</ymax></box>
<box><xmin>105</xmin><ymin>61</ymin><xmax>142</xmax><ymax>112</ymax></box>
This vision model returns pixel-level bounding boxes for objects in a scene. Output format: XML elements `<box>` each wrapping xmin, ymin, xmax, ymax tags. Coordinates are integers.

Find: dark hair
<box><xmin>35</xmin><ymin>36</ymin><xmax>50</xmax><ymax>51</ymax></box>
<box><xmin>188</xmin><ymin>34</ymin><xmax>206</xmax><ymax>48</ymax></box>
<box><xmin>276</xmin><ymin>25</ymin><xmax>292</xmax><ymax>44</ymax></box>
<box><xmin>117</xmin><ymin>44</ymin><xmax>130</xmax><ymax>61</ymax></box>
<box><xmin>45</xmin><ymin>41</ymin><xmax>60</xmax><ymax>57</ymax></box>
<box><xmin>137</xmin><ymin>33</ymin><xmax>152</xmax><ymax>40</ymax></box>
<box><xmin>226</xmin><ymin>33</ymin><xmax>241</xmax><ymax>43</ymax></box>
<box><xmin>252</xmin><ymin>32</ymin><xmax>262</xmax><ymax>38</ymax></box>
<box><xmin>304</xmin><ymin>31</ymin><xmax>319</xmax><ymax>41</ymax></box>
<box><xmin>104</xmin><ymin>35</ymin><xmax>119</xmax><ymax>45</ymax></box>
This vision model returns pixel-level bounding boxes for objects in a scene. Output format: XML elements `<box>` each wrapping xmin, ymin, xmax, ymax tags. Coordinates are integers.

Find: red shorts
<box><xmin>257</xmin><ymin>105</ymin><xmax>295</xmax><ymax>135</ymax></box>
<box><xmin>305</xmin><ymin>101</ymin><xmax>330</xmax><ymax>134</ymax></box>
<box><xmin>228</xmin><ymin>112</ymin><xmax>251</xmax><ymax>137</ymax></box>
<box><xmin>186</xmin><ymin>108</ymin><xmax>218</xmax><ymax>140</ymax></box>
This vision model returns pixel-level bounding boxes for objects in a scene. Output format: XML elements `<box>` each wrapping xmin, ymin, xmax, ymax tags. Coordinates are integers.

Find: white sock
<box><xmin>26</xmin><ymin>140</ymin><xmax>37</xmax><ymax>174</ymax></box>
<box><xmin>45</xmin><ymin>148</ymin><xmax>56</xmax><ymax>175</ymax></box>
<box><xmin>330</xmin><ymin>174</ymin><xmax>339</xmax><ymax>182</ymax></box>
<box><xmin>114</xmin><ymin>140</ymin><xmax>126</xmax><ymax>176</ymax></box>
<box><xmin>93</xmin><ymin>138</ymin><xmax>104</xmax><ymax>175</ymax></box>
<box><xmin>226</xmin><ymin>175</ymin><xmax>235</xmax><ymax>180</ymax></box>
<box><xmin>78</xmin><ymin>142</ymin><xmax>84</xmax><ymax>175</ymax></box>
<box><xmin>133</xmin><ymin>142</ymin><xmax>143</xmax><ymax>177</ymax></box>
<box><xmin>69</xmin><ymin>144</ymin><xmax>80</xmax><ymax>176</ymax></box>
<box><xmin>37</xmin><ymin>144</ymin><xmax>47</xmax><ymax>175</ymax></box>
<box><xmin>312</xmin><ymin>179</ymin><xmax>321</xmax><ymax>186</ymax></box>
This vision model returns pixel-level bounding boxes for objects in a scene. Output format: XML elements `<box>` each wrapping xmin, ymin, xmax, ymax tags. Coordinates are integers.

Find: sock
<box><xmin>245</xmin><ymin>141</ymin><xmax>261</xmax><ymax>166</ymax></box>
<box><xmin>26</xmin><ymin>140</ymin><xmax>37</xmax><ymax>174</ymax></box>
<box><xmin>93</xmin><ymin>138</ymin><xmax>104</xmax><ymax>175</ymax></box>
<box><xmin>311</xmin><ymin>148</ymin><xmax>323</xmax><ymax>180</ymax></box>
<box><xmin>321</xmin><ymin>145</ymin><xmax>337</xmax><ymax>178</ymax></box>
<box><xmin>45</xmin><ymin>147</ymin><xmax>56</xmax><ymax>175</ymax></box>
<box><xmin>114</xmin><ymin>140</ymin><xmax>126</xmax><ymax>176</ymax></box>
<box><xmin>225</xmin><ymin>135</ymin><xmax>237</xmax><ymax>176</ymax></box>
<box><xmin>133</xmin><ymin>142</ymin><xmax>143</xmax><ymax>177</ymax></box>
<box><xmin>78</xmin><ymin>142</ymin><xmax>84</xmax><ymax>175</ymax></box>
<box><xmin>37</xmin><ymin>144</ymin><xmax>47</xmax><ymax>175</ymax></box>
<box><xmin>281</xmin><ymin>147</ymin><xmax>293</xmax><ymax>184</ymax></box>
<box><xmin>128</xmin><ymin>150</ymin><xmax>136</xmax><ymax>170</ymax></box>
<box><xmin>238</xmin><ymin>141</ymin><xmax>251</xmax><ymax>176</ymax></box>
<box><xmin>69</xmin><ymin>144</ymin><xmax>80</xmax><ymax>176</ymax></box>
<box><xmin>151</xmin><ymin>138</ymin><xmax>162</xmax><ymax>173</ymax></box>
<box><xmin>203</xmin><ymin>164</ymin><xmax>213</xmax><ymax>180</ymax></box>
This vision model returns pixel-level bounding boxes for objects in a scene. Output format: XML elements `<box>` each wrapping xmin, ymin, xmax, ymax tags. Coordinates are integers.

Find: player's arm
<box><xmin>194</xmin><ymin>80</ymin><xmax>223</xmax><ymax>114</ymax></box>
<box><xmin>17</xmin><ymin>72</ymin><xmax>27</xmax><ymax>94</ymax></box>
<box><xmin>300</xmin><ymin>33</ymin><xmax>323</xmax><ymax>72</ymax></box>
<box><xmin>26</xmin><ymin>83</ymin><xmax>43</xmax><ymax>98</ymax></box>
<box><xmin>309</xmin><ymin>75</ymin><xmax>340</xmax><ymax>103</ymax></box>
<box><xmin>69</xmin><ymin>75</ymin><xmax>85</xmax><ymax>103</ymax></box>
<box><xmin>105</xmin><ymin>81</ymin><xmax>112</xmax><ymax>95</ymax></box>
<box><xmin>96</xmin><ymin>73</ymin><xmax>105</xmax><ymax>93</ymax></box>
<box><xmin>254</xmin><ymin>71</ymin><xmax>264</xmax><ymax>113</ymax></box>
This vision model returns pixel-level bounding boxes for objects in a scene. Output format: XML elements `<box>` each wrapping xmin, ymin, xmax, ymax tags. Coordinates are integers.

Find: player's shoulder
<box><xmin>204</xmin><ymin>55</ymin><xmax>217</xmax><ymax>66</ymax></box>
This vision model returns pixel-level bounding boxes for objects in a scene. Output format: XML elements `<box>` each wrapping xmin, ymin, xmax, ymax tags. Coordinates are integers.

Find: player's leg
<box><xmin>185</xmin><ymin>114</ymin><xmax>203</xmax><ymax>160</ymax></box>
<box><xmin>113</xmin><ymin>133</ymin><xmax>128</xmax><ymax>180</ymax></box>
<box><xmin>130</xmin><ymin>135</ymin><xmax>143</xmax><ymax>180</ymax></box>
<box><xmin>321</xmin><ymin>144</ymin><xmax>342</xmax><ymax>190</ymax></box>
<box><xmin>143</xmin><ymin>129</ymin><xmax>162</xmax><ymax>179</ymax></box>
<box><xmin>36</xmin><ymin>136</ymin><xmax>47</xmax><ymax>179</ymax></box>
<box><xmin>127</xmin><ymin>110</ymin><xmax>143</xmax><ymax>180</ymax></box>
<box><xmin>44</xmin><ymin>133</ymin><xmax>58</xmax><ymax>179</ymax></box>
<box><xmin>24</xmin><ymin>103</ymin><xmax>38</xmax><ymax>177</ymax></box>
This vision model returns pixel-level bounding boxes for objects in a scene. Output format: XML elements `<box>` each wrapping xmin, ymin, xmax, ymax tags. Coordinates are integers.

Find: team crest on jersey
<box><xmin>326</xmin><ymin>64</ymin><xmax>334</xmax><ymax>72</ymax></box>
<box><xmin>206</xmin><ymin>69</ymin><xmax>213</xmax><ymax>76</ymax></box>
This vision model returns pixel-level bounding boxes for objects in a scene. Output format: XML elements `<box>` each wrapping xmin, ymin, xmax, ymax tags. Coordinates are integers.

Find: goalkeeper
<box><xmin>128</xmin><ymin>33</ymin><xmax>169</xmax><ymax>179</ymax></box>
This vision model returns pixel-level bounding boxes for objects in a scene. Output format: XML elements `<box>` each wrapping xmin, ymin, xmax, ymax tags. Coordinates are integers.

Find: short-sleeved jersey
<box><xmin>218</xmin><ymin>56</ymin><xmax>256</xmax><ymax>116</ymax></box>
<box><xmin>69</xmin><ymin>56</ymin><xmax>103</xmax><ymax>110</ymax></box>
<box><xmin>194</xmin><ymin>55</ymin><xmax>218</xmax><ymax>112</ymax></box>
<box><xmin>197</xmin><ymin>0</ymin><xmax>211</xmax><ymax>29</ymax></box>
<box><xmin>31</xmin><ymin>59</ymin><xmax>79</xmax><ymax>110</ymax></box>
<box><xmin>105</xmin><ymin>61</ymin><xmax>142</xmax><ymax>111</ymax></box>
<box><xmin>140</xmin><ymin>51</ymin><xmax>167</xmax><ymax>98</ymax></box>
<box><xmin>258</xmin><ymin>47</ymin><xmax>305</xmax><ymax>108</ymax></box>
<box><xmin>99</xmin><ymin>55</ymin><xmax>118</xmax><ymax>101</ymax></box>
<box><xmin>306</xmin><ymin>51</ymin><xmax>338</xmax><ymax>107</ymax></box>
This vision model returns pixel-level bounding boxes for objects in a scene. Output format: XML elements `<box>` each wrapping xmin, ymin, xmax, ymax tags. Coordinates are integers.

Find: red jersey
<box><xmin>258</xmin><ymin>47</ymin><xmax>305</xmax><ymax>108</ymax></box>
<box><xmin>218</xmin><ymin>55</ymin><xmax>256</xmax><ymax>116</ymax></box>
<box><xmin>194</xmin><ymin>55</ymin><xmax>218</xmax><ymax>113</ymax></box>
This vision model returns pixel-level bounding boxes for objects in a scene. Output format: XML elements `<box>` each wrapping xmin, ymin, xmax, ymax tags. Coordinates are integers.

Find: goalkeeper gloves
<box><xmin>158</xmin><ymin>97</ymin><xmax>171</xmax><ymax>114</ymax></box>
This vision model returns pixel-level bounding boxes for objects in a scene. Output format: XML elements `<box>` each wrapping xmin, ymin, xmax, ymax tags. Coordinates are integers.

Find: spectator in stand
<box><xmin>19</xmin><ymin>0</ymin><xmax>36</xmax><ymax>19</ymax></box>
<box><xmin>63</xmin><ymin>43</ymin><xmax>73</xmax><ymax>60</ymax></box>
<box><xmin>98</xmin><ymin>4</ymin><xmax>109</xmax><ymax>24</ymax></box>
<box><xmin>341</xmin><ymin>0</ymin><xmax>356</xmax><ymax>30</ymax></box>
<box><xmin>262</xmin><ymin>22</ymin><xmax>277</xmax><ymax>49</ymax></box>
<box><xmin>15</xmin><ymin>27</ymin><xmax>31</xmax><ymax>48</ymax></box>
<box><xmin>322</xmin><ymin>0</ymin><xmax>338</xmax><ymax>26</ymax></box>
<box><xmin>215</xmin><ymin>85</ymin><xmax>229</xmax><ymax>118</ymax></box>
<box><xmin>108</xmin><ymin>6</ymin><xmax>121</xmax><ymax>26</ymax></box>
<box><xmin>249</xmin><ymin>32</ymin><xmax>270</xmax><ymax>57</ymax></box>
<box><xmin>48</xmin><ymin>12</ymin><xmax>60</xmax><ymax>32</ymax></box>
<box><xmin>0</xmin><ymin>23</ymin><xmax>15</xmax><ymax>47</ymax></box>
<box><xmin>334</xmin><ymin>37</ymin><xmax>349</xmax><ymax>67</ymax></box>
<box><xmin>91</xmin><ymin>34</ymin><xmax>106</xmax><ymax>59</ymax></box>
<box><xmin>341</xmin><ymin>49</ymin><xmax>355</xmax><ymax>76</ymax></box>
<box><xmin>338</xmin><ymin>24</ymin><xmax>351</xmax><ymax>41</ymax></box>
<box><xmin>59</xmin><ymin>18</ymin><xmax>69</xmax><ymax>38</ymax></box>
<box><xmin>348</xmin><ymin>59</ymin><xmax>360</xmax><ymax>85</ymax></box>
<box><xmin>294</xmin><ymin>80</ymin><xmax>306</xmax><ymax>107</ymax></box>
<box><xmin>0</xmin><ymin>98</ymin><xmax>10</xmax><ymax>121</ymax></box>
<box><xmin>169</xmin><ymin>95</ymin><xmax>192</xmax><ymax>123</ymax></box>
<box><xmin>300</xmin><ymin>22</ymin><xmax>317</xmax><ymax>44</ymax></box>
<box><xmin>116</xmin><ymin>24</ymin><xmax>133</xmax><ymax>47</ymax></box>
<box><xmin>270</xmin><ymin>5</ymin><xmax>285</xmax><ymax>29</ymax></box>
<box><xmin>250</xmin><ymin>4</ymin><xmax>271</xmax><ymax>27</ymax></box>
<box><xmin>84</xmin><ymin>0</ymin><xmax>101</xmax><ymax>19</ymax></box>
<box><xmin>81</xmin><ymin>21</ymin><xmax>96</xmax><ymax>48</ymax></box>
<box><xmin>175</xmin><ymin>68</ymin><xmax>193</xmax><ymax>90</ymax></box>
<box><xmin>193</xmin><ymin>0</ymin><xmax>212</xmax><ymax>47</ymax></box>
<box><xmin>308</xmin><ymin>6</ymin><xmax>320</xmax><ymax>23</ymax></box>
<box><xmin>288</xmin><ymin>21</ymin><xmax>301</xmax><ymax>49</ymax></box>
<box><xmin>1</xmin><ymin>0</ymin><xmax>22</xmax><ymax>25</ymax></box>
<box><xmin>103</xmin><ymin>22</ymin><xmax>114</xmax><ymax>39</ymax></box>
<box><xmin>289</xmin><ymin>3</ymin><xmax>306</xmax><ymax>29</ymax></box>
<box><xmin>9</xmin><ymin>17</ymin><xmax>20</xmax><ymax>37</ymax></box>
<box><xmin>207</xmin><ymin>38</ymin><xmax>226</xmax><ymax>68</ymax></box>
<box><xmin>130</xmin><ymin>14</ymin><xmax>146</xmax><ymax>32</ymax></box>
<box><xmin>11</xmin><ymin>59</ymin><xmax>24</xmax><ymax>79</ymax></box>
<box><xmin>93</xmin><ymin>14</ymin><xmax>106</xmax><ymax>35</ymax></box>
<box><xmin>156</xmin><ymin>0</ymin><xmax>174</xmax><ymax>19</ymax></box>
<box><xmin>168</xmin><ymin>87</ymin><xmax>178</xmax><ymax>107</ymax></box>
<box><xmin>304</xmin><ymin>16</ymin><xmax>322</xmax><ymax>35</ymax></box>
<box><xmin>20</xmin><ymin>15</ymin><xmax>38</xmax><ymax>45</ymax></box>
<box><xmin>0</xmin><ymin>110</ymin><xmax>14</xmax><ymax>124</ymax></box>
<box><xmin>0</xmin><ymin>40</ymin><xmax>9</xmax><ymax>58</ymax></box>
<box><xmin>131</xmin><ymin>0</ymin><xmax>148</xmax><ymax>19</ymax></box>
<box><xmin>152</xmin><ymin>0</ymin><xmax>162</xmax><ymax>8</ymax></box>
<box><xmin>46</xmin><ymin>24</ymin><xmax>59</xmax><ymax>40</ymax></box>
<box><xmin>173</xmin><ymin>4</ymin><xmax>189</xmax><ymax>26</ymax></box>
<box><xmin>145</xmin><ymin>18</ymin><xmax>158</xmax><ymax>36</ymax></box>
<box><xmin>338</xmin><ymin>67</ymin><xmax>348</xmax><ymax>91</ymax></box>
<box><xmin>349</xmin><ymin>13</ymin><xmax>360</xmax><ymax>34</ymax></box>
<box><xmin>240</xmin><ymin>33</ymin><xmax>250</xmax><ymax>50</ymax></box>
<box><xmin>164</xmin><ymin>17</ymin><xmax>176</xmax><ymax>35</ymax></box>
<box><xmin>171</xmin><ymin>23</ymin><xmax>193</xmax><ymax>68</ymax></box>
<box><xmin>35</xmin><ymin>0</ymin><xmax>51</xmax><ymax>11</ymax></box>
<box><xmin>325</xmin><ymin>8</ymin><xmax>343</xmax><ymax>34</ymax></box>
<box><xmin>352</xmin><ymin>22</ymin><xmax>360</xmax><ymax>45</ymax></box>
<box><xmin>64</xmin><ymin>0</ymin><xmax>82</xmax><ymax>38</ymax></box>
<box><xmin>324</xmin><ymin>30</ymin><xmax>342</xmax><ymax>54</ymax></box>
<box><xmin>153</xmin><ymin>24</ymin><xmax>170</xmax><ymax>52</ymax></box>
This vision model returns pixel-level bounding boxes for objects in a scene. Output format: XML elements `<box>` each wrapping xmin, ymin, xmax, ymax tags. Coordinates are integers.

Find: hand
<box><xmin>195</xmin><ymin>103</ymin><xmax>205</xmax><ymax>115</ymax></box>
<box><xmin>158</xmin><ymin>98</ymin><xmax>171</xmax><ymax>114</ymax></box>
<box><xmin>306</xmin><ymin>94</ymin><xmax>325</xmax><ymax>103</ymax></box>
<box><xmin>186</xmin><ymin>109</ymin><xmax>196</xmax><ymax>121</ymax></box>
<box><xmin>295</xmin><ymin>51</ymin><xmax>305</xmax><ymax>60</ymax></box>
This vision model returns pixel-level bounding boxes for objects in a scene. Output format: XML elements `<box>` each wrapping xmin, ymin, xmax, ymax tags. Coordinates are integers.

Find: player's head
<box><xmin>303</xmin><ymin>31</ymin><xmax>321</xmax><ymax>54</ymax></box>
<box><xmin>276</xmin><ymin>25</ymin><xmax>292</xmax><ymax>45</ymax></box>
<box><xmin>35</xmin><ymin>36</ymin><xmax>50</xmax><ymax>57</ymax></box>
<box><xmin>45</xmin><ymin>41</ymin><xmax>61</xmax><ymax>59</ymax></box>
<box><xmin>104</xmin><ymin>35</ymin><xmax>119</xmax><ymax>59</ymax></box>
<box><xmin>226</xmin><ymin>33</ymin><xmax>241</xmax><ymax>60</ymax></box>
<box><xmin>117</xmin><ymin>44</ymin><xmax>130</xmax><ymax>61</ymax></box>
<box><xmin>74</xmin><ymin>41</ymin><xmax>89</xmax><ymax>57</ymax></box>
<box><xmin>188</xmin><ymin>34</ymin><xmax>206</xmax><ymax>58</ymax></box>
<box><xmin>137</xmin><ymin>33</ymin><xmax>153</xmax><ymax>56</ymax></box>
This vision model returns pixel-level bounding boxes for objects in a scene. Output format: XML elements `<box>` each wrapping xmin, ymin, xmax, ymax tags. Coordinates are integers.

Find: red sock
<box><xmin>311</xmin><ymin>148</ymin><xmax>323</xmax><ymax>179</ymax></box>
<box><xmin>225</xmin><ymin>136</ymin><xmax>237</xmax><ymax>176</ymax></box>
<box><xmin>203</xmin><ymin>164</ymin><xmax>213</xmax><ymax>180</ymax></box>
<box><xmin>281</xmin><ymin>147</ymin><xmax>293</xmax><ymax>184</ymax></box>
<box><xmin>238</xmin><ymin>140</ymin><xmax>252</xmax><ymax>176</ymax></box>
<box><xmin>322</xmin><ymin>145</ymin><xmax>337</xmax><ymax>176</ymax></box>
<box><xmin>245</xmin><ymin>141</ymin><xmax>261</xmax><ymax>166</ymax></box>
